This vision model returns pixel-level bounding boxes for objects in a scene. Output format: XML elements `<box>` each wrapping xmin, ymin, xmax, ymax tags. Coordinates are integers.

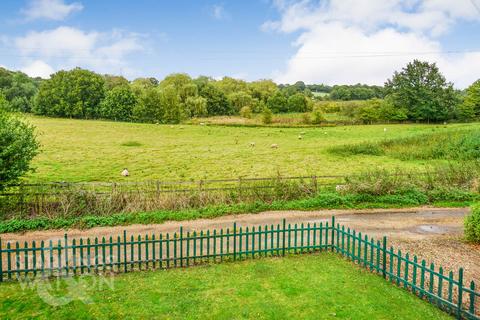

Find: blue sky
<box><xmin>0</xmin><ymin>0</ymin><xmax>480</xmax><ymax>87</ymax></box>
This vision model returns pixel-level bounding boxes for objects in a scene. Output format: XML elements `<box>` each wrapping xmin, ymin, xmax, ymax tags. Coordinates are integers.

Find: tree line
<box><xmin>0</xmin><ymin>60</ymin><xmax>479</xmax><ymax>124</ymax></box>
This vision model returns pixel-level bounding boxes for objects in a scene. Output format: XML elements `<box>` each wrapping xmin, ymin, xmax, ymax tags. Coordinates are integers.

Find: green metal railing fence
<box><xmin>0</xmin><ymin>217</ymin><xmax>478</xmax><ymax>319</ymax></box>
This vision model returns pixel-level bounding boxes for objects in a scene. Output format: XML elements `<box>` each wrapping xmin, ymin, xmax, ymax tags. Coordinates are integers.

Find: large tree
<box><xmin>0</xmin><ymin>110</ymin><xmax>39</xmax><ymax>190</ymax></box>
<box><xmin>34</xmin><ymin>68</ymin><xmax>105</xmax><ymax>119</ymax></box>
<box><xmin>384</xmin><ymin>60</ymin><xmax>458</xmax><ymax>122</ymax></box>
<box><xmin>100</xmin><ymin>85</ymin><xmax>136</xmax><ymax>121</ymax></box>
<box><xmin>460</xmin><ymin>79</ymin><xmax>480</xmax><ymax>120</ymax></box>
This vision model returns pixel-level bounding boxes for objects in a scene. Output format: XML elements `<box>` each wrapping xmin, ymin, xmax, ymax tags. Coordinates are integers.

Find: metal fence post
<box><xmin>233</xmin><ymin>223</ymin><xmax>237</xmax><ymax>261</ymax></box>
<box><xmin>331</xmin><ymin>216</ymin><xmax>335</xmax><ymax>251</ymax></box>
<box><xmin>282</xmin><ymin>219</ymin><xmax>286</xmax><ymax>257</ymax></box>
<box><xmin>123</xmin><ymin>230</ymin><xmax>127</xmax><ymax>273</ymax></box>
<box><xmin>382</xmin><ymin>236</ymin><xmax>387</xmax><ymax>279</ymax></box>
<box><xmin>457</xmin><ymin>268</ymin><xmax>464</xmax><ymax>319</ymax></box>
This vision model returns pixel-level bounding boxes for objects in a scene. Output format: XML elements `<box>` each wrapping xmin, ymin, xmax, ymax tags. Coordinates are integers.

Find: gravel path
<box><xmin>1</xmin><ymin>206</ymin><xmax>479</xmax><ymax>283</ymax></box>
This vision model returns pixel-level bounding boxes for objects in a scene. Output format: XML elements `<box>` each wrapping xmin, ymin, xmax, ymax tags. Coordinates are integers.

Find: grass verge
<box><xmin>1</xmin><ymin>191</ymin><xmax>476</xmax><ymax>233</ymax></box>
<box><xmin>0</xmin><ymin>253</ymin><xmax>451</xmax><ymax>319</ymax></box>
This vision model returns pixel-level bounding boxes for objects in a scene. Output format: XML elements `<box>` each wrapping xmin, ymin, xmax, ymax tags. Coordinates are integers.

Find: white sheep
<box><xmin>121</xmin><ymin>168</ymin><xmax>129</xmax><ymax>177</ymax></box>
<box><xmin>335</xmin><ymin>184</ymin><xmax>347</xmax><ymax>192</ymax></box>
<box><xmin>271</xmin><ymin>143</ymin><xmax>279</xmax><ymax>149</ymax></box>
<box><xmin>298</xmin><ymin>135</ymin><xmax>303</xmax><ymax>140</ymax></box>
<box><xmin>250</xmin><ymin>142</ymin><xmax>256</xmax><ymax>147</ymax></box>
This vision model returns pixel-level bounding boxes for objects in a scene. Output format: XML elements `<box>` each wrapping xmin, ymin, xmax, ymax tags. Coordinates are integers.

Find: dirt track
<box><xmin>1</xmin><ymin>207</ymin><xmax>479</xmax><ymax>283</ymax></box>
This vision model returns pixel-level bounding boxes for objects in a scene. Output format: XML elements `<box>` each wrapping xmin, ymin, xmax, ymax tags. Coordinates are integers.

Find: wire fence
<box><xmin>0</xmin><ymin>175</ymin><xmax>343</xmax><ymax>218</ymax></box>
<box><xmin>0</xmin><ymin>217</ymin><xmax>478</xmax><ymax>319</ymax></box>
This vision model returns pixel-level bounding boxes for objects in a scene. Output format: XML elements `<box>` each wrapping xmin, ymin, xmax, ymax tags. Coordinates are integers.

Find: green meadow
<box><xmin>25</xmin><ymin>115</ymin><xmax>480</xmax><ymax>182</ymax></box>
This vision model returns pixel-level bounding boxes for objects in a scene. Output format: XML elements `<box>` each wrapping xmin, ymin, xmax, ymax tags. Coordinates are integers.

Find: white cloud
<box><xmin>21</xmin><ymin>0</ymin><xmax>83</xmax><ymax>21</ymax></box>
<box><xmin>20</xmin><ymin>60</ymin><xmax>55</xmax><ymax>78</ymax></box>
<box><xmin>14</xmin><ymin>26</ymin><xmax>145</xmax><ymax>78</ymax></box>
<box><xmin>265</xmin><ymin>0</ymin><xmax>480</xmax><ymax>87</ymax></box>
<box><xmin>211</xmin><ymin>4</ymin><xmax>229</xmax><ymax>20</ymax></box>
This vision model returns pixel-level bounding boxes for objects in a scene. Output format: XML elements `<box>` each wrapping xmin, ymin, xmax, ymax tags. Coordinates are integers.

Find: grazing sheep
<box><xmin>271</xmin><ymin>143</ymin><xmax>278</xmax><ymax>149</ymax></box>
<box><xmin>384</xmin><ymin>128</ymin><xmax>387</xmax><ymax>132</ymax></box>
<box><xmin>200</xmin><ymin>122</ymin><xmax>205</xmax><ymax>126</ymax></box>
<box><xmin>121</xmin><ymin>168</ymin><xmax>129</xmax><ymax>177</ymax></box>
<box><xmin>298</xmin><ymin>135</ymin><xmax>303</xmax><ymax>140</ymax></box>
<box><xmin>335</xmin><ymin>184</ymin><xmax>347</xmax><ymax>192</ymax></box>
<box><xmin>250</xmin><ymin>142</ymin><xmax>256</xmax><ymax>147</ymax></box>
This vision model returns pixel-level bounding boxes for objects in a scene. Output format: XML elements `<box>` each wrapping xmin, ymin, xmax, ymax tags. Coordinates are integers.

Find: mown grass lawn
<box><xmin>0</xmin><ymin>253</ymin><xmax>451</xmax><ymax>319</ymax></box>
<box><xmin>25</xmin><ymin>115</ymin><xmax>480</xmax><ymax>182</ymax></box>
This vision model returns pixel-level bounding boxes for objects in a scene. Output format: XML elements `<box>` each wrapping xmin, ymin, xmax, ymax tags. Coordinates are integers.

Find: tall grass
<box><xmin>342</xmin><ymin>162</ymin><xmax>480</xmax><ymax>201</ymax></box>
<box><xmin>0</xmin><ymin>176</ymin><xmax>325</xmax><ymax>220</ymax></box>
<box><xmin>330</xmin><ymin>129</ymin><xmax>480</xmax><ymax>160</ymax></box>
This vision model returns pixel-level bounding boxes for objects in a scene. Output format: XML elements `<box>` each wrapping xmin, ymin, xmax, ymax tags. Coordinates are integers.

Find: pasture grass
<box><xmin>24</xmin><ymin>115</ymin><xmax>480</xmax><ymax>182</ymax></box>
<box><xmin>0</xmin><ymin>253</ymin><xmax>451</xmax><ymax>319</ymax></box>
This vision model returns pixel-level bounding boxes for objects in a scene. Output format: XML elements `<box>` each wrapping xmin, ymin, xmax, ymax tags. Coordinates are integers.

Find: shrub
<box><xmin>240</xmin><ymin>106</ymin><xmax>252</xmax><ymax>119</ymax></box>
<box><xmin>0</xmin><ymin>110</ymin><xmax>39</xmax><ymax>191</ymax></box>
<box><xmin>301</xmin><ymin>112</ymin><xmax>311</xmax><ymax>124</ymax></box>
<box><xmin>465</xmin><ymin>204</ymin><xmax>480</xmax><ymax>243</ymax></box>
<box><xmin>262</xmin><ymin>107</ymin><xmax>273</xmax><ymax>124</ymax></box>
<box><xmin>311</xmin><ymin>107</ymin><xmax>325</xmax><ymax>124</ymax></box>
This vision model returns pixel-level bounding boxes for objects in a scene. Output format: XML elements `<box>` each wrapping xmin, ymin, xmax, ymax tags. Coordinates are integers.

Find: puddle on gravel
<box><xmin>415</xmin><ymin>225</ymin><xmax>453</xmax><ymax>234</ymax></box>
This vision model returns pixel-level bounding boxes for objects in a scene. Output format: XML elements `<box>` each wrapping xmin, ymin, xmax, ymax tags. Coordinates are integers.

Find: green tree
<box><xmin>287</xmin><ymin>93</ymin><xmax>309</xmax><ymax>112</ymax></box>
<box><xmin>103</xmin><ymin>75</ymin><xmax>129</xmax><ymax>91</ymax></box>
<box><xmin>0</xmin><ymin>110</ymin><xmax>39</xmax><ymax>190</ymax></box>
<box><xmin>185</xmin><ymin>96</ymin><xmax>208</xmax><ymax>117</ymax></box>
<box><xmin>132</xmin><ymin>86</ymin><xmax>163</xmax><ymax>123</ymax></box>
<box><xmin>0</xmin><ymin>93</ymin><xmax>8</xmax><ymax>111</ymax></box>
<box><xmin>384</xmin><ymin>60</ymin><xmax>458</xmax><ymax>122</ymax></box>
<box><xmin>198</xmin><ymin>82</ymin><xmax>231</xmax><ymax>115</ymax></box>
<box><xmin>248</xmin><ymin>80</ymin><xmax>278</xmax><ymax>103</ymax></box>
<box><xmin>378</xmin><ymin>99</ymin><xmax>408</xmax><ymax>122</ymax></box>
<box><xmin>100</xmin><ymin>85</ymin><xmax>136</xmax><ymax>121</ymax></box>
<box><xmin>214</xmin><ymin>77</ymin><xmax>248</xmax><ymax>96</ymax></box>
<box><xmin>160</xmin><ymin>73</ymin><xmax>197</xmax><ymax>104</ymax></box>
<box><xmin>34</xmin><ymin>68</ymin><xmax>105</xmax><ymax>119</ymax></box>
<box><xmin>161</xmin><ymin>85</ymin><xmax>186</xmax><ymax>124</ymax></box>
<box><xmin>460</xmin><ymin>79</ymin><xmax>480</xmax><ymax>120</ymax></box>
<box><xmin>228</xmin><ymin>91</ymin><xmax>253</xmax><ymax>113</ymax></box>
<box><xmin>0</xmin><ymin>68</ymin><xmax>39</xmax><ymax>112</ymax></box>
<box><xmin>267</xmin><ymin>91</ymin><xmax>288</xmax><ymax>113</ymax></box>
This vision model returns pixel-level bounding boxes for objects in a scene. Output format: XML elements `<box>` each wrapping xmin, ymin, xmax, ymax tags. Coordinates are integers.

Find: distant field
<box><xmin>0</xmin><ymin>253</ymin><xmax>450</xmax><ymax>319</ymax></box>
<box><xmin>25</xmin><ymin>115</ymin><xmax>480</xmax><ymax>182</ymax></box>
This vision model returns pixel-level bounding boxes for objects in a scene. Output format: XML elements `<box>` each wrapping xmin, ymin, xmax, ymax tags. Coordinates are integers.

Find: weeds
<box><xmin>330</xmin><ymin>128</ymin><xmax>480</xmax><ymax>160</ymax></box>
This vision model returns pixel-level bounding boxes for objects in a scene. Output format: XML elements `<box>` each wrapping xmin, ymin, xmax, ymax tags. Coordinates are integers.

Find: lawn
<box><xmin>25</xmin><ymin>115</ymin><xmax>480</xmax><ymax>182</ymax></box>
<box><xmin>0</xmin><ymin>253</ymin><xmax>451</xmax><ymax>319</ymax></box>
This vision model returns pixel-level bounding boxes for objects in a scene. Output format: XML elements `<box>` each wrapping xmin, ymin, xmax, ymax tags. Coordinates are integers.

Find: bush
<box><xmin>240</xmin><ymin>106</ymin><xmax>252</xmax><ymax>119</ymax></box>
<box><xmin>311</xmin><ymin>107</ymin><xmax>325</xmax><ymax>124</ymax></box>
<box><xmin>262</xmin><ymin>107</ymin><xmax>273</xmax><ymax>124</ymax></box>
<box><xmin>465</xmin><ymin>204</ymin><xmax>480</xmax><ymax>243</ymax></box>
<box><xmin>0</xmin><ymin>110</ymin><xmax>39</xmax><ymax>191</ymax></box>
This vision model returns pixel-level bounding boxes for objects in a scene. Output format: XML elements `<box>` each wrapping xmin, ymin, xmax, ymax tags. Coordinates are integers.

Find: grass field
<box><xmin>24</xmin><ymin>115</ymin><xmax>480</xmax><ymax>182</ymax></box>
<box><xmin>0</xmin><ymin>253</ymin><xmax>451</xmax><ymax>319</ymax></box>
